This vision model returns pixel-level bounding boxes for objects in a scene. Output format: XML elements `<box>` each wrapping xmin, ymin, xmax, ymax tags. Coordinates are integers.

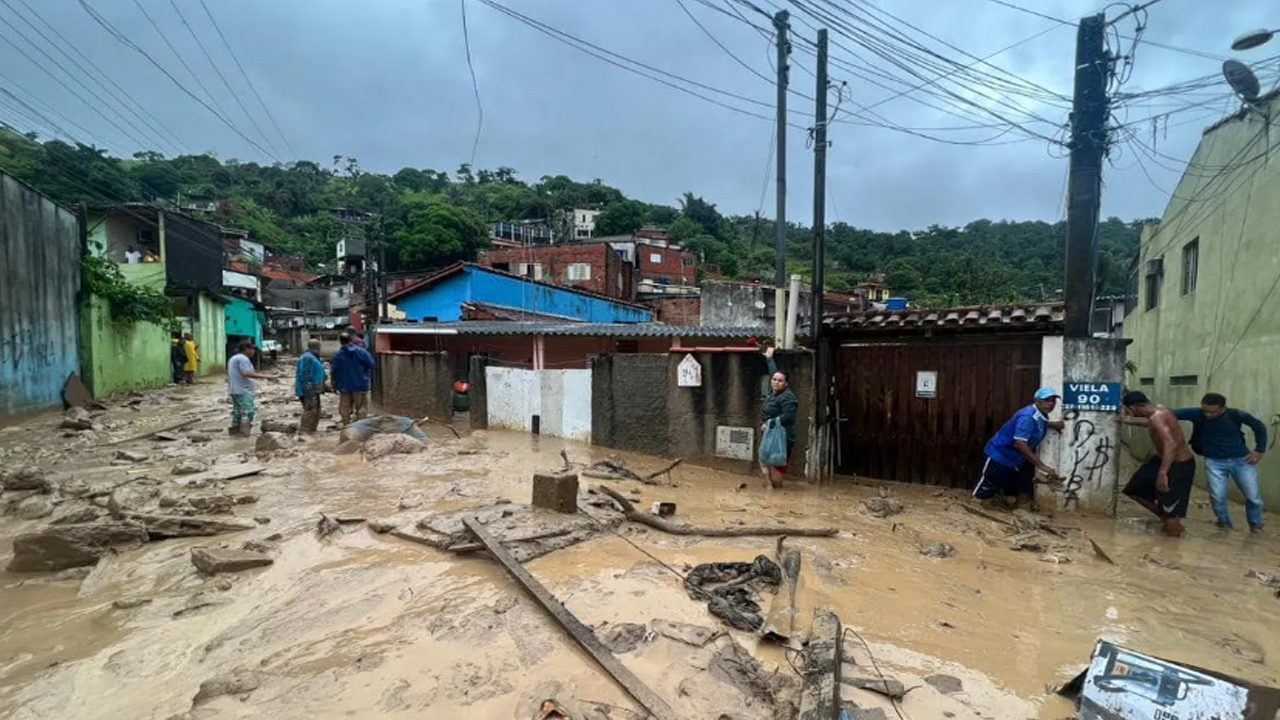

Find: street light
<box><xmin>1231</xmin><ymin>28</ymin><xmax>1278</xmax><ymax>51</ymax></box>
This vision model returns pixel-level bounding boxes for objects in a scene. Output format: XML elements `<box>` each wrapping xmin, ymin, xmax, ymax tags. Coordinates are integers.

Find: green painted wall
<box><xmin>185</xmin><ymin>292</ymin><xmax>227</xmax><ymax>375</ymax></box>
<box><xmin>1124</xmin><ymin>96</ymin><xmax>1280</xmax><ymax>512</ymax></box>
<box><xmin>224</xmin><ymin>297</ymin><xmax>264</xmax><ymax>346</ymax></box>
<box><xmin>80</xmin><ymin>293</ymin><xmax>171</xmax><ymax>397</ymax></box>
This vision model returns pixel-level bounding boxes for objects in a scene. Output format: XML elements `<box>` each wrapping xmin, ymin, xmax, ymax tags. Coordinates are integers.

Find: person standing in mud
<box><xmin>295</xmin><ymin>339</ymin><xmax>326</xmax><ymax>434</ymax></box>
<box><xmin>973</xmin><ymin>388</ymin><xmax>1064</xmax><ymax>508</ymax></box>
<box><xmin>227</xmin><ymin>342</ymin><xmax>279</xmax><ymax>436</ymax></box>
<box><xmin>331</xmin><ymin>332</ymin><xmax>375</xmax><ymax>426</ymax></box>
<box><xmin>1177</xmin><ymin>393</ymin><xmax>1267</xmax><ymax>532</ymax></box>
<box><xmin>182</xmin><ymin>332</ymin><xmax>200</xmax><ymax>384</ymax></box>
<box><xmin>169</xmin><ymin>336</ymin><xmax>186</xmax><ymax>384</ymax></box>
<box><xmin>761</xmin><ymin>346</ymin><xmax>798</xmax><ymax>489</ymax></box>
<box><xmin>1119</xmin><ymin>391</ymin><xmax>1197</xmax><ymax>537</ymax></box>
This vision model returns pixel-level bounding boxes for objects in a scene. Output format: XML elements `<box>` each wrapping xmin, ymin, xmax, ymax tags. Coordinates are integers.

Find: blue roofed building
<box><xmin>387</xmin><ymin>262</ymin><xmax>653</xmax><ymax>324</ymax></box>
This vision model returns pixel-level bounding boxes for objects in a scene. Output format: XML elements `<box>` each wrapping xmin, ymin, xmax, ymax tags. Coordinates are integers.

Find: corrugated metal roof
<box><xmin>824</xmin><ymin>303</ymin><xmax>1065</xmax><ymax>332</ymax></box>
<box><xmin>376</xmin><ymin>321</ymin><xmax>763</xmax><ymax>338</ymax></box>
<box><xmin>386</xmin><ymin>262</ymin><xmax>649</xmax><ymax>310</ymax></box>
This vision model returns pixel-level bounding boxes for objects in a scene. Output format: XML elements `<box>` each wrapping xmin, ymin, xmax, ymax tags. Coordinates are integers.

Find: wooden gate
<box><xmin>834</xmin><ymin>337</ymin><xmax>1042</xmax><ymax>487</ymax></box>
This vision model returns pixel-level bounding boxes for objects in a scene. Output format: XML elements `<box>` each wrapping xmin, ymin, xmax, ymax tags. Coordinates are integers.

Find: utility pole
<box><xmin>773</xmin><ymin>10</ymin><xmax>789</xmax><ymax>346</ymax></box>
<box><xmin>378</xmin><ymin>207</ymin><xmax>389</xmax><ymax>321</ymax></box>
<box><xmin>1063</xmin><ymin>13</ymin><xmax>1109</xmax><ymax>338</ymax></box>
<box><xmin>810</xmin><ymin>29</ymin><xmax>830</xmax><ymax>467</ymax></box>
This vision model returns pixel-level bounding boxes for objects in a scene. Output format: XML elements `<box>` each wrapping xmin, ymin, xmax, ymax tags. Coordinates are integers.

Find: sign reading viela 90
<box><xmin>1063</xmin><ymin>382</ymin><xmax>1122</xmax><ymax>413</ymax></box>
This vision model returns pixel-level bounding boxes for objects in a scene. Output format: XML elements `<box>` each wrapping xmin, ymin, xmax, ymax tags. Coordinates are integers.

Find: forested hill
<box><xmin>0</xmin><ymin>130</ymin><xmax>1147</xmax><ymax>307</ymax></box>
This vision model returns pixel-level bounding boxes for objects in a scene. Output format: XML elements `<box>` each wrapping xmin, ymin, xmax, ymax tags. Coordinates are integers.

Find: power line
<box><xmin>1</xmin><ymin>0</ymin><xmax>190</xmax><ymax>155</ymax></box>
<box><xmin>676</xmin><ymin>0</ymin><xmax>773</xmax><ymax>84</ymax></box>
<box><xmin>974</xmin><ymin>0</ymin><xmax>1069</xmax><ymax>26</ymax></box>
<box><xmin>165</xmin><ymin>0</ymin><xmax>280</xmax><ymax>157</ymax></box>
<box><xmin>128</xmin><ymin>0</ymin><xmax>236</xmax><ymax>129</ymax></box>
<box><xmin>461</xmin><ymin>0</ymin><xmax>484</xmax><ymax>167</ymax></box>
<box><xmin>195</xmin><ymin>0</ymin><xmax>297</xmax><ymax>159</ymax></box>
<box><xmin>76</xmin><ymin>0</ymin><xmax>281</xmax><ymax>161</ymax></box>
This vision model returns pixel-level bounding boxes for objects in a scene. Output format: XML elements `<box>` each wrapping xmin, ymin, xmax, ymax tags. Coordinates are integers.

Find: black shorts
<box><xmin>1124</xmin><ymin>457</ymin><xmax>1196</xmax><ymax>519</ymax></box>
<box><xmin>972</xmin><ymin>457</ymin><xmax>1035</xmax><ymax>500</ymax></box>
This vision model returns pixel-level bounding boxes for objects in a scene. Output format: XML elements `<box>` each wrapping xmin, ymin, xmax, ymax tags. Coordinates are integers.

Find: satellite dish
<box><xmin>1223</xmin><ymin>59</ymin><xmax>1261</xmax><ymax>101</ymax></box>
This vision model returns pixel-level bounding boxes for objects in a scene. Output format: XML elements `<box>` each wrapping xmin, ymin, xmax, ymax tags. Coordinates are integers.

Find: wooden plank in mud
<box><xmin>762</xmin><ymin>537</ymin><xmax>802</xmax><ymax>647</ymax></box>
<box><xmin>462</xmin><ymin>517</ymin><xmax>679</xmax><ymax>720</ymax></box>
<box><xmin>799</xmin><ymin>607</ymin><xmax>842</xmax><ymax>720</ymax></box>
<box><xmin>171</xmin><ymin>463</ymin><xmax>265</xmax><ymax>487</ymax></box>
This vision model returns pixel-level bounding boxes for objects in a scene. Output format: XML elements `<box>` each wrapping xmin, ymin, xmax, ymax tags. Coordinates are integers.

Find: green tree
<box><xmin>595</xmin><ymin>200</ymin><xmax>645</xmax><ymax>236</ymax></box>
<box><xmin>393</xmin><ymin>197</ymin><xmax>487</xmax><ymax>270</ymax></box>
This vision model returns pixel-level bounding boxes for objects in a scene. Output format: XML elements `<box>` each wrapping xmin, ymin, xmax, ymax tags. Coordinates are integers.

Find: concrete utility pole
<box><xmin>1063</xmin><ymin>13</ymin><xmax>1110</xmax><ymax>338</ymax></box>
<box><xmin>773</xmin><ymin>10</ymin><xmax>789</xmax><ymax>346</ymax></box>
<box><xmin>378</xmin><ymin>209</ymin><xmax>389</xmax><ymax>322</ymax></box>
<box><xmin>811</xmin><ymin>29</ymin><xmax>829</xmax><ymax>431</ymax></box>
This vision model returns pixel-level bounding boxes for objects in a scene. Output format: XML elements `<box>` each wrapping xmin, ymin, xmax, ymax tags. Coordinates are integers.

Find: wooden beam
<box><xmin>799</xmin><ymin>608</ymin><xmax>843</xmax><ymax>720</ymax></box>
<box><xmin>462</xmin><ymin>517</ymin><xmax>680</xmax><ymax>720</ymax></box>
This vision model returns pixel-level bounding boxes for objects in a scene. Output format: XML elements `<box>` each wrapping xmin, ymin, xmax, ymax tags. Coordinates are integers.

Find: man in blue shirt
<box><xmin>294</xmin><ymin>339</ymin><xmax>326</xmax><ymax>434</ymax></box>
<box><xmin>1175</xmin><ymin>393</ymin><xmax>1267</xmax><ymax>531</ymax></box>
<box><xmin>330</xmin><ymin>332</ymin><xmax>375</xmax><ymax>426</ymax></box>
<box><xmin>973</xmin><ymin>388</ymin><xmax>1064</xmax><ymax>508</ymax></box>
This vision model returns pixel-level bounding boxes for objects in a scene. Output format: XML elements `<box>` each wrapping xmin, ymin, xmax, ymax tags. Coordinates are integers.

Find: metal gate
<box><xmin>834</xmin><ymin>337</ymin><xmax>1042</xmax><ymax>487</ymax></box>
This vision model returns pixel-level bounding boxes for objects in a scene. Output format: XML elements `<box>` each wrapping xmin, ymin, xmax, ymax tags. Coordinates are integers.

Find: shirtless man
<box><xmin>1119</xmin><ymin>391</ymin><xmax>1197</xmax><ymax>537</ymax></box>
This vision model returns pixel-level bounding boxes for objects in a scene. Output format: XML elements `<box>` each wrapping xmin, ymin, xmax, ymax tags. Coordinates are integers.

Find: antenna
<box><xmin>1223</xmin><ymin>59</ymin><xmax>1262</xmax><ymax>102</ymax></box>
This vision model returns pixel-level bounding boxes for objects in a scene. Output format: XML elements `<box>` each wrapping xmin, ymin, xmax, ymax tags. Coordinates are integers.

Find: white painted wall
<box><xmin>485</xmin><ymin>367</ymin><xmax>591</xmax><ymax>442</ymax></box>
<box><xmin>1041</xmin><ymin>337</ymin><xmax>1125</xmax><ymax>516</ymax></box>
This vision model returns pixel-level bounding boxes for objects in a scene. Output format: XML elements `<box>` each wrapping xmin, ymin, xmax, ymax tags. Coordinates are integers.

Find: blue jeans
<box><xmin>1204</xmin><ymin>457</ymin><xmax>1265</xmax><ymax>529</ymax></box>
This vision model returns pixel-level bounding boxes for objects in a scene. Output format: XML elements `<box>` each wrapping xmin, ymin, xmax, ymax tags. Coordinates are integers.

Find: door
<box><xmin>834</xmin><ymin>336</ymin><xmax>1042</xmax><ymax>487</ymax></box>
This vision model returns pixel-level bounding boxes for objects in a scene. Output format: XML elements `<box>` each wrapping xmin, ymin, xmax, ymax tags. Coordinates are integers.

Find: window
<box><xmin>515</xmin><ymin>263</ymin><xmax>543</xmax><ymax>280</ymax></box>
<box><xmin>1182</xmin><ymin>238</ymin><xmax>1199</xmax><ymax>295</ymax></box>
<box><xmin>1139</xmin><ymin>377</ymin><xmax>1155</xmax><ymax>386</ymax></box>
<box><xmin>649</xmin><ymin>252</ymin><xmax>663</xmax><ymax>264</ymax></box>
<box><xmin>575</xmin><ymin>227</ymin><xmax>590</xmax><ymax>239</ymax></box>
<box><xmin>1143</xmin><ymin>256</ymin><xmax>1163</xmax><ymax>311</ymax></box>
<box><xmin>566</xmin><ymin>263</ymin><xmax>592</xmax><ymax>281</ymax></box>
<box><xmin>682</xmin><ymin>257</ymin><xmax>695</xmax><ymax>266</ymax></box>
<box><xmin>1170</xmin><ymin>375</ymin><xmax>1199</xmax><ymax>386</ymax></box>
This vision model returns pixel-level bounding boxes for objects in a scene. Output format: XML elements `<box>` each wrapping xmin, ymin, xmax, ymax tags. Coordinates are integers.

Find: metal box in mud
<box><xmin>1063</xmin><ymin>640</ymin><xmax>1280</xmax><ymax>720</ymax></box>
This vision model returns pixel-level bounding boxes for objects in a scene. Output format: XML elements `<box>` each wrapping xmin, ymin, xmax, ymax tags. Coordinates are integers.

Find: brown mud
<box><xmin>1</xmin><ymin>374</ymin><xmax>1278</xmax><ymax>719</ymax></box>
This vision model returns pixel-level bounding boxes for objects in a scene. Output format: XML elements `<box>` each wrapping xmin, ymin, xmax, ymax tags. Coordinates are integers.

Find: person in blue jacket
<box><xmin>330</xmin><ymin>332</ymin><xmax>375</xmax><ymax>426</ymax></box>
<box><xmin>1175</xmin><ymin>393</ymin><xmax>1268</xmax><ymax>531</ymax></box>
<box><xmin>294</xmin><ymin>339</ymin><xmax>326</xmax><ymax>434</ymax></box>
<box><xmin>973</xmin><ymin>388</ymin><xmax>1064</xmax><ymax>508</ymax></box>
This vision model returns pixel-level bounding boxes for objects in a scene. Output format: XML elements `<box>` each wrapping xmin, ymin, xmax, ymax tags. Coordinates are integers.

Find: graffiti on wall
<box><xmin>1062</xmin><ymin>410</ymin><xmax>1113</xmax><ymax>509</ymax></box>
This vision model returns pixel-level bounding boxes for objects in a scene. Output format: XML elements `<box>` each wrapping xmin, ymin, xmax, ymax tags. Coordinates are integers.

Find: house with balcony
<box><xmin>83</xmin><ymin>204</ymin><xmax>227</xmax><ymax>394</ymax></box>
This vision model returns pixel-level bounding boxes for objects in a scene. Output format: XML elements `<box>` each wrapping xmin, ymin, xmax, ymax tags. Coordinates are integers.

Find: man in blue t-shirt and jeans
<box><xmin>1175</xmin><ymin>393</ymin><xmax>1267</xmax><ymax>532</ymax></box>
<box><xmin>973</xmin><ymin>387</ymin><xmax>1064</xmax><ymax>508</ymax></box>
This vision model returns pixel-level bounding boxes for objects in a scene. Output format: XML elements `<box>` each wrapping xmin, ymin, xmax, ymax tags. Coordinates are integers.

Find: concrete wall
<box><xmin>80</xmin><ymin>293</ymin><xmax>170</xmax><ymax>397</ymax></box>
<box><xmin>700</xmin><ymin>280</ymin><xmax>812</xmax><ymax>331</ymax></box>
<box><xmin>395</xmin><ymin>266</ymin><xmax>652</xmax><ymax>323</ymax></box>
<box><xmin>1041</xmin><ymin>337</ymin><xmax>1127</xmax><ymax>515</ymax></box>
<box><xmin>375</xmin><ymin>352</ymin><xmax>453</xmax><ymax>420</ymax></box>
<box><xmin>591</xmin><ymin>351</ymin><xmax>815</xmax><ymax>476</ymax></box>
<box><xmin>484</xmin><ymin>366</ymin><xmax>592</xmax><ymax>441</ymax></box>
<box><xmin>190</xmin><ymin>292</ymin><xmax>227</xmax><ymax>375</ymax></box>
<box><xmin>1123</xmin><ymin>95</ymin><xmax>1280</xmax><ymax>511</ymax></box>
<box><xmin>0</xmin><ymin>172</ymin><xmax>81</xmax><ymax>417</ymax></box>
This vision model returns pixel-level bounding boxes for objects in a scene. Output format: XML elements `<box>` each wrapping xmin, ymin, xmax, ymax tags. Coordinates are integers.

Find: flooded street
<box><xmin>1</xmin><ymin>374</ymin><xmax>1278</xmax><ymax>720</ymax></box>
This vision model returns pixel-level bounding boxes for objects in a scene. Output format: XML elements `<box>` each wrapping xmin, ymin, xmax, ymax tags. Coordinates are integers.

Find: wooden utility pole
<box><xmin>773</xmin><ymin>10</ymin><xmax>789</xmax><ymax>345</ymax></box>
<box><xmin>811</xmin><ymin>29</ymin><xmax>830</xmax><ymax>433</ymax></box>
<box><xmin>1063</xmin><ymin>13</ymin><xmax>1109</xmax><ymax>338</ymax></box>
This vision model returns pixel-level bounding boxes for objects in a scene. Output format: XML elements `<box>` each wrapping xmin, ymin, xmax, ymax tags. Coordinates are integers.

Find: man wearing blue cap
<box><xmin>973</xmin><ymin>387</ymin><xmax>1064</xmax><ymax>508</ymax></box>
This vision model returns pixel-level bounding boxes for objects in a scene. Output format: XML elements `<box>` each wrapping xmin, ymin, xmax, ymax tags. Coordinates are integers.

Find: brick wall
<box><xmin>636</xmin><ymin>243</ymin><xmax>698</xmax><ymax>285</ymax></box>
<box><xmin>477</xmin><ymin>244</ymin><xmax>631</xmax><ymax>299</ymax></box>
<box><xmin>646</xmin><ymin>297</ymin><xmax>702</xmax><ymax>326</ymax></box>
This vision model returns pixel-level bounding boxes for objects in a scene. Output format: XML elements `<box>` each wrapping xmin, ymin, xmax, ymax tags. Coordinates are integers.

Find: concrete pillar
<box><xmin>1042</xmin><ymin>336</ymin><xmax>1128</xmax><ymax>515</ymax></box>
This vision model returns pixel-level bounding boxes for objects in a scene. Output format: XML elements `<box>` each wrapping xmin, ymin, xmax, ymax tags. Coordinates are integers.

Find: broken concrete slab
<box><xmin>7</xmin><ymin>521</ymin><xmax>149</xmax><ymax>572</ymax></box>
<box><xmin>390</xmin><ymin>502</ymin><xmax>615</xmax><ymax>563</ymax></box>
<box><xmin>924</xmin><ymin>674</ymin><xmax>964</xmax><ymax>695</ymax></box>
<box><xmin>49</xmin><ymin>505</ymin><xmax>104</xmax><ymax>525</ymax></box>
<box><xmin>114</xmin><ymin>450</ymin><xmax>150</xmax><ymax>463</ymax></box>
<box><xmin>254</xmin><ymin>432</ymin><xmax>295</xmax><ymax>454</ymax></box>
<box><xmin>841</xmin><ymin>675</ymin><xmax>908</xmax><ymax>700</ymax></box>
<box><xmin>16</xmin><ymin>495</ymin><xmax>54</xmax><ymax>520</ymax></box>
<box><xmin>129</xmin><ymin>514</ymin><xmax>257</xmax><ymax>539</ymax></box>
<box><xmin>799</xmin><ymin>609</ymin><xmax>843</xmax><ymax>720</ymax></box>
<box><xmin>172</xmin><ymin>459</ymin><xmax>211</xmax><ymax>476</ymax></box>
<box><xmin>532</xmin><ymin>471</ymin><xmax>580</xmax><ymax>514</ymax></box>
<box><xmin>62</xmin><ymin>372</ymin><xmax>93</xmax><ymax>409</ymax></box>
<box><xmin>170</xmin><ymin>463</ymin><xmax>265</xmax><ymax>488</ymax></box>
<box><xmin>863</xmin><ymin>497</ymin><xmax>904</xmax><ymax>519</ymax></box>
<box><xmin>2</xmin><ymin>466</ymin><xmax>51</xmax><ymax>492</ymax></box>
<box><xmin>920</xmin><ymin>543</ymin><xmax>956</xmax><ymax>559</ymax></box>
<box><xmin>190</xmin><ymin>547</ymin><xmax>274</xmax><ymax>575</ymax></box>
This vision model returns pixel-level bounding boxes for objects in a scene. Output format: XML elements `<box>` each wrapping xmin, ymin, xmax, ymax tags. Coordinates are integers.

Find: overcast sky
<box><xmin>0</xmin><ymin>0</ymin><xmax>1272</xmax><ymax>230</ymax></box>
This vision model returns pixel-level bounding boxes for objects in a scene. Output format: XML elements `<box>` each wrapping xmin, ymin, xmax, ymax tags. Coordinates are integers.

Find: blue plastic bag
<box><xmin>759</xmin><ymin>418</ymin><xmax>788</xmax><ymax>467</ymax></box>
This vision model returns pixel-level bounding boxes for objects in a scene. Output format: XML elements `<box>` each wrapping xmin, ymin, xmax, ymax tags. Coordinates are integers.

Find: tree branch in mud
<box><xmin>563</xmin><ymin>450</ymin><xmax>682</xmax><ymax>487</ymax></box>
<box><xmin>595</xmin><ymin>485</ymin><xmax>838</xmax><ymax>538</ymax></box>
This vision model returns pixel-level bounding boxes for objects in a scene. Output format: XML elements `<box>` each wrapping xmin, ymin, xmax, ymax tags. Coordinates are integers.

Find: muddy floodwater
<box><xmin>1</xmin><ymin>376</ymin><xmax>1278</xmax><ymax>720</ymax></box>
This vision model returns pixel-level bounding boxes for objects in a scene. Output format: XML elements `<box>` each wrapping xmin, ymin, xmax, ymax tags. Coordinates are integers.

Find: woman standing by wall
<box><xmin>761</xmin><ymin>346</ymin><xmax>798</xmax><ymax>489</ymax></box>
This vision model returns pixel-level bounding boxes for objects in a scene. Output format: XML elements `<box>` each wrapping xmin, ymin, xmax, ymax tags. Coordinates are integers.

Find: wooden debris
<box><xmin>103</xmin><ymin>417</ymin><xmax>201</xmax><ymax>447</ymax></box>
<box><xmin>762</xmin><ymin>536</ymin><xmax>802</xmax><ymax>647</ymax></box>
<box><xmin>799</xmin><ymin>608</ymin><xmax>842</xmax><ymax>720</ymax></box>
<box><xmin>959</xmin><ymin>503</ymin><xmax>1016</xmax><ymax>528</ymax></box>
<box><xmin>171</xmin><ymin>463</ymin><xmax>265</xmax><ymax>487</ymax></box>
<box><xmin>644</xmin><ymin>459</ymin><xmax>683</xmax><ymax>482</ymax></box>
<box><xmin>1089</xmin><ymin>537</ymin><xmax>1116</xmax><ymax>565</ymax></box>
<box><xmin>597</xmin><ymin>486</ymin><xmax>838</xmax><ymax>538</ymax></box>
<box><xmin>462</xmin><ymin>517</ymin><xmax>679</xmax><ymax>720</ymax></box>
